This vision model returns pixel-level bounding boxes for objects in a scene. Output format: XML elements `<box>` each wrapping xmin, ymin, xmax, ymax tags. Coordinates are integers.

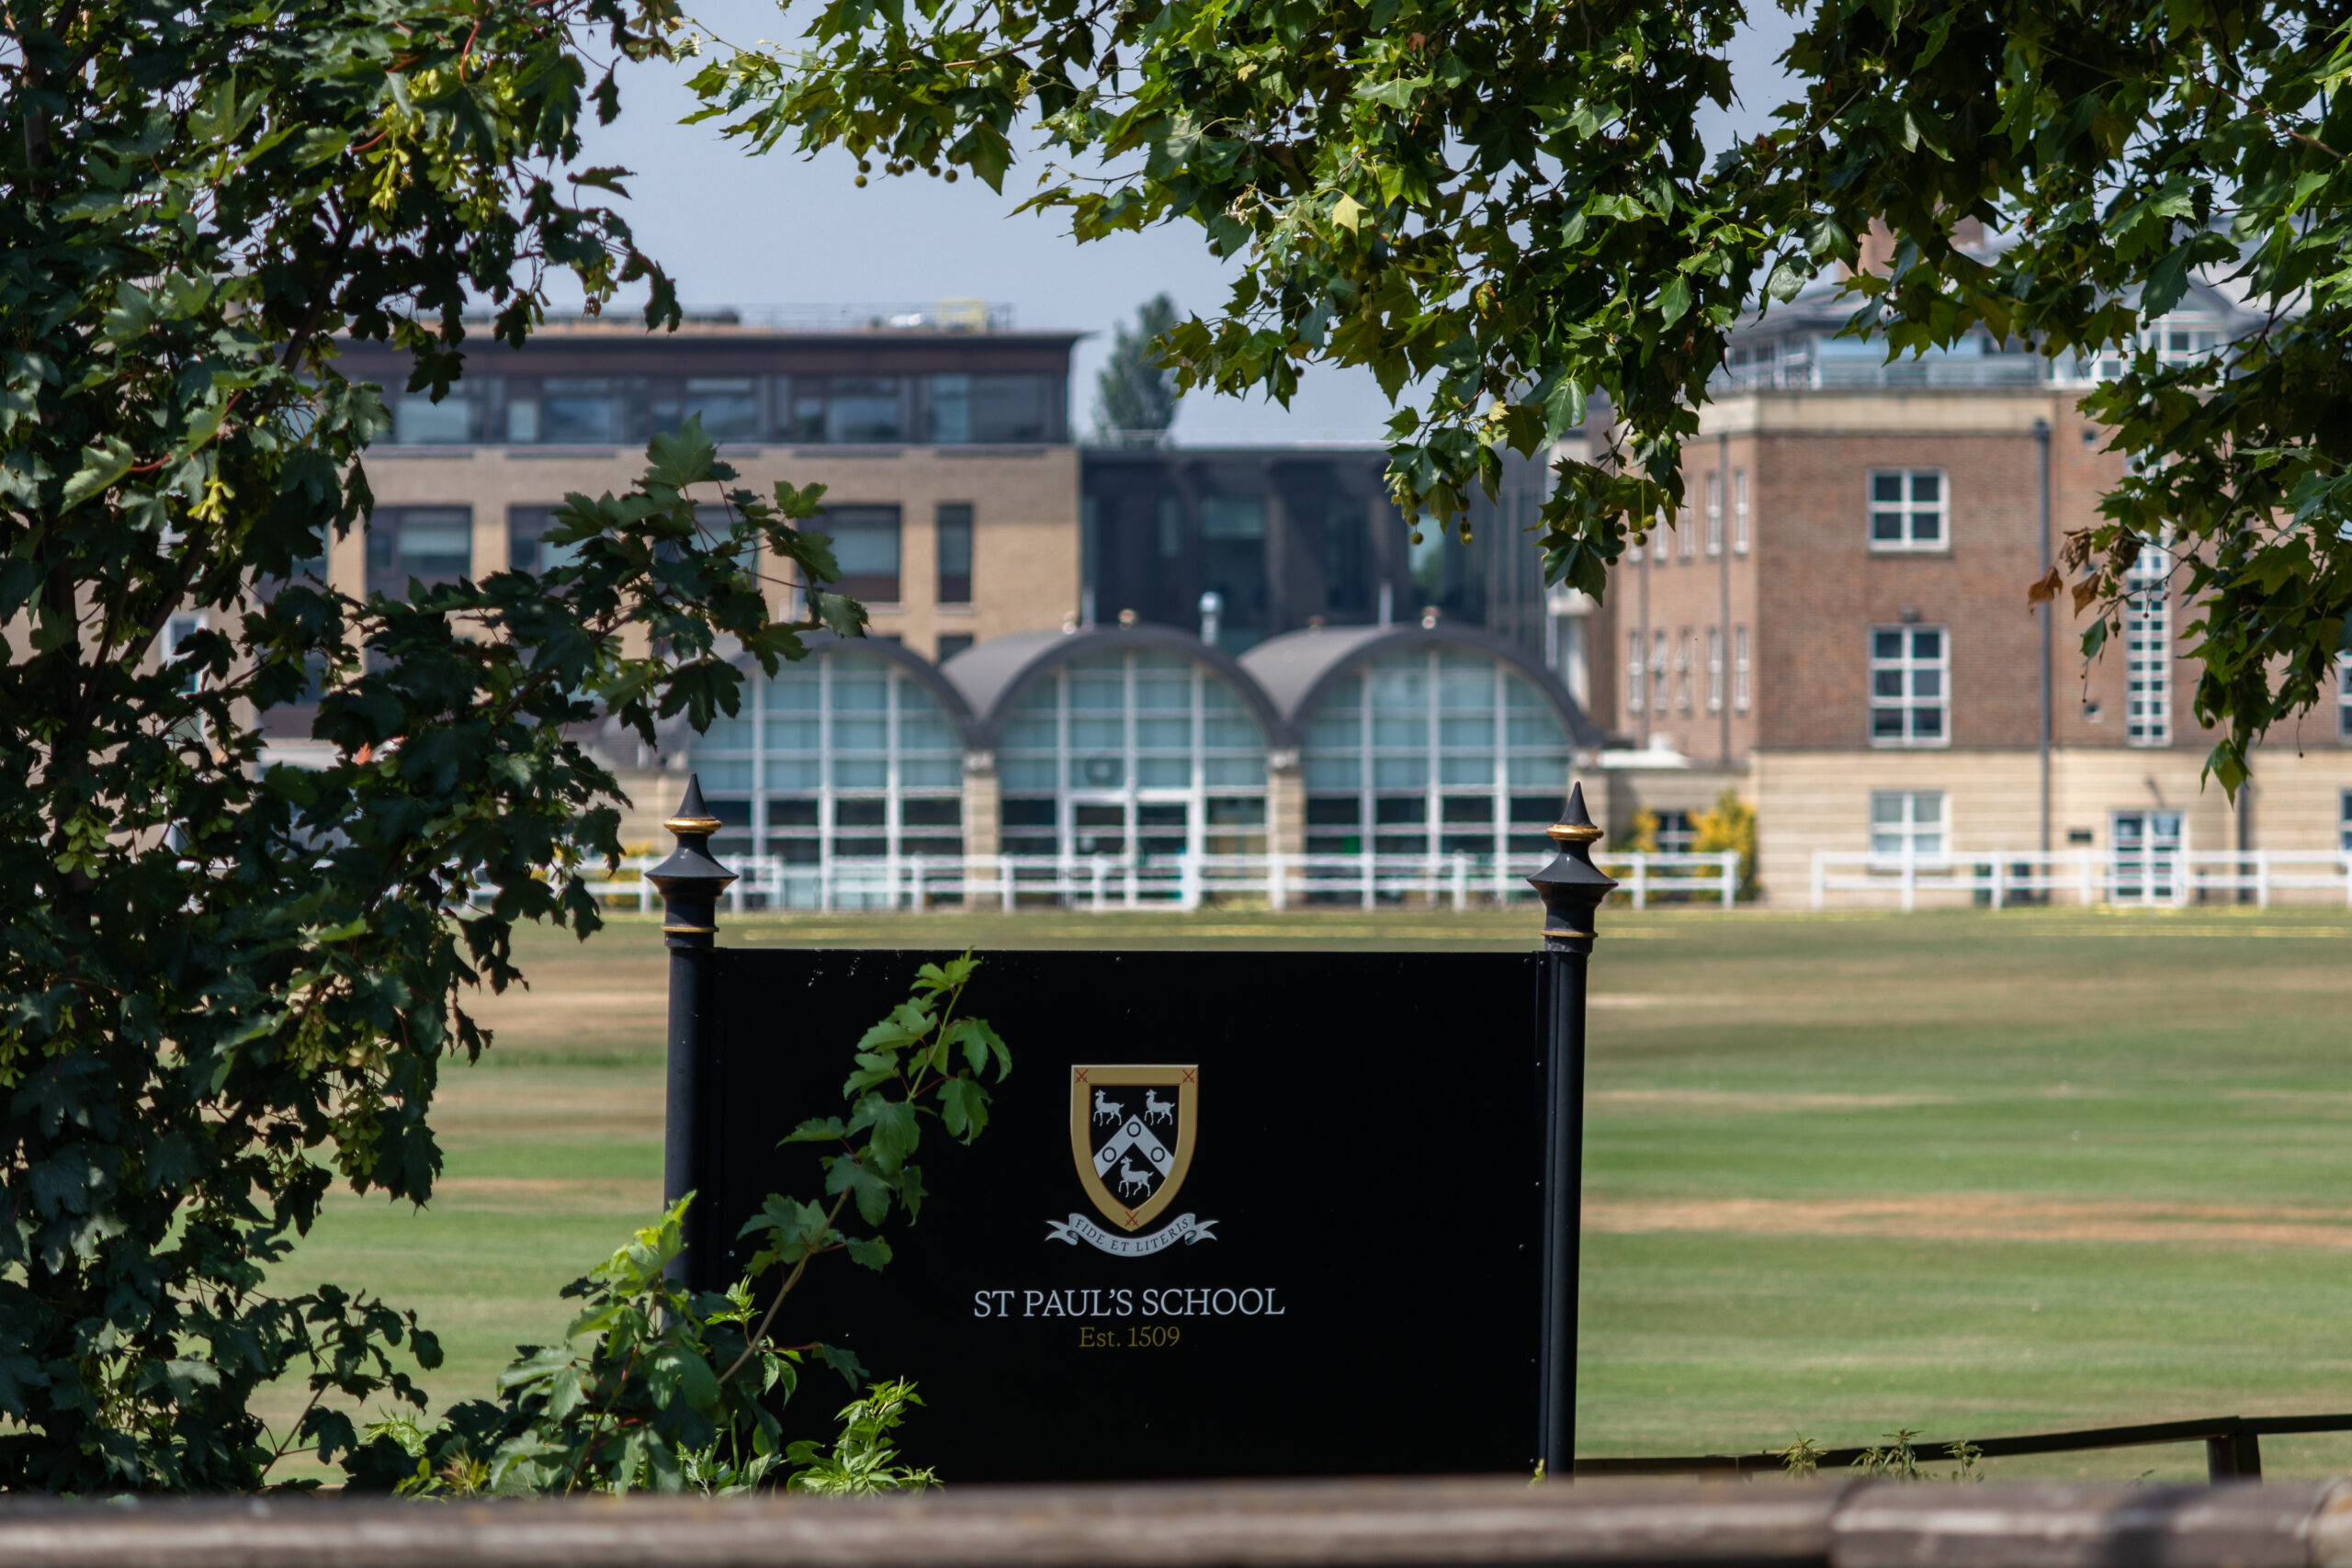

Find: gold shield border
<box><xmin>1069</xmin><ymin>1065</ymin><xmax>1198</xmax><ymax>1232</ymax></box>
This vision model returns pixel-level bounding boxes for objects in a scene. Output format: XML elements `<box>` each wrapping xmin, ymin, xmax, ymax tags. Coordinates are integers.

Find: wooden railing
<box><xmin>3</xmin><ymin>1477</ymin><xmax>2351</xmax><ymax>1568</ymax></box>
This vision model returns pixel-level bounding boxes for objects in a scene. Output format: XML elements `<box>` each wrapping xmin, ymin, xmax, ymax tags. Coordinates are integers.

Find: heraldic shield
<box><xmin>1069</xmin><ymin>1066</ymin><xmax>1198</xmax><ymax>1231</ymax></box>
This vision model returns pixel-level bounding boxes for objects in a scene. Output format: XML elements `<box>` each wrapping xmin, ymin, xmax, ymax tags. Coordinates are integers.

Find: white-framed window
<box><xmin>1679</xmin><ymin>630</ymin><xmax>1698</xmax><ymax>712</ymax></box>
<box><xmin>2154</xmin><ymin>316</ymin><xmax>2221</xmax><ymax>367</ymax></box>
<box><xmin>1870</xmin><ymin>626</ymin><xmax>1949</xmax><ymax>746</ymax></box>
<box><xmin>2063</xmin><ymin>312</ymin><xmax>2225</xmax><ymax>384</ymax></box>
<box><xmin>1733</xmin><ymin>469</ymin><xmax>1750</xmax><ymax>554</ymax></box>
<box><xmin>1651</xmin><ymin>628</ymin><xmax>1669</xmax><ymax>714</ymax></box>
<box><xmin>1706</xmin><ymin>626</ymin><xmax>1724</xmax><ymax>713</ymax></box>
<box><xmin>1625</xmin><ymin>630</ymin><xmax>1645</xmax><ymax>715</ymax></box>
<box><xmin>1679</xmin><ymin>501</ymin><xmax>1696</xmax><ymax>559</ymax></box>
<box><xmin>165</xmin><ymin>612</ymin><xmax>207</xmax><ymax>692</ymax></box>
<box><xmin>2336</xmin><ymin>663</ymin><xmax>2349</xmax><ymax>742</ymax></box>
<box><xmin>2339</xmin><ymin>789</ymin><xmax>2351</xmax><ymax>853</ymax></box>
<box><xmin>2123</xmin><ymin>539</ymin><xmax>2171</xmax><ymax>748</ymax></box>
<box><xmin>1734</xmin><ymin>626</ymin><xmax>1751</xmax><ymax>712</ymax></box>
<box><xmin>1870</xmin><ymin>790</ymin><xmax>1946</xmax><ymax>863</ymax></box>
<box><xmin>1868</xmin><ymin>469</ymin><xmax>1946</xmax><ymax>551</ymax></box>
<box><xmin>1704</xmin><ymin>472</ymin><xmax>1724</xmax><ymax>557</ymax></box>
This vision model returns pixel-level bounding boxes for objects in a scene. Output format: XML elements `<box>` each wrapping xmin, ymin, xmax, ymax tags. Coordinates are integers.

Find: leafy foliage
<box><xmin>341</xmin><ymin>959</ymin><xmax>1005</xmax><ymax>1495</ymax></box>
<box><xmin>0</xmin><ymin>0</ymin><xmax>863</xmax><ymax>1489</ymax></box>
<box><xmin>686</xmin><ymin>0</ymin><xmax>2352</xmax><ymax>778</ymax></box>
<box><xmin>784</xmin><ymin>1382</ymin><xmax>941</xmax><ymax>1495</ymax></box>
<box><xmin>1691</xmin><ymin>790</ymin><xmax>1758</xmax><ymax>901</ymax></box>
<box><xmin>1094</xmin><ymin>294</ymin><xmax>1183</xmax><ymax>444</ymax></box>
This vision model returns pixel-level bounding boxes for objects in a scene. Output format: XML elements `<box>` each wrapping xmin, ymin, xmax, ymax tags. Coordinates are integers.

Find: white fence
<box><xmin>1811</xmin><ymin>848</ymin><xmax>2352</xmax><ymax>910</ymax></box>
<box><xmin>578</xmin><ymin>850</ymin><xmax>1742</xmax><ymax>914</ymax></box>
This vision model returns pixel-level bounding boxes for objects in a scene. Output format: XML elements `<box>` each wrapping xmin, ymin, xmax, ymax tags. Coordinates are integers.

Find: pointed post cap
<box><xmin>648</xmin><ymin>775</ymin><xmax>737</xmax><ymax>948</ymax></box>
<box><xmin>1526</xmin><ymin>782</ymin><xmax>1618</xmax><ymax>953</ymax></box>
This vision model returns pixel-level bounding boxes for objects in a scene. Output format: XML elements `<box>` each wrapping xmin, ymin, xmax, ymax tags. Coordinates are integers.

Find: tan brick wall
<box><xmin>1266</xmin><ymin>754</ymin><xmax>1306</xmax><ymax>858</ymax></box>
<box><xmin>361</xmin><ymin>444</ymin><xmax>1080</xmax><ymax>660</ymax></box>
<box><xmin>961</xmin><ymin>760</ymin><xmax>1001</xmax><ymax>861</ymax></box>
<box><xmin>609</xmin><ymin>764</ymin><xmax>689</xmax><ymax>856</ymax></box>
<box><xmin>1746</xmin><ymin>746</ymin><xmax>2314</xmax><ymax>906</ymax></box>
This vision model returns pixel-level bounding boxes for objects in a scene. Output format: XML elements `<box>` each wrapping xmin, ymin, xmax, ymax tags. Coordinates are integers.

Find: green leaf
<box><xmin>937</xmin><ymin>1076</ymin><xmax>989</xmax><ymax>1141</ymax></box>
<box><xmin>1538</xmin><ymin>374</ymin><xmax>1586</xmax><ymax>442</ymax></box>
<box><xmin>856</xmin><ymin>1002</ymin><xmax>933</xmax><ymax>1052</ymax></box>
<box><xmin>849</xmin><ymin>1095</ymin><xmax>920</xmax><ymax>1172</ymax></box>
<box><xmin>843</xmin><ymin>1235</ymin><xmax>893</xmax><ymax>1270</ymax></box>
<box><xmin>1657</xmin><ymin>276</ymin><xmax>1691</xmax><ymax>328</ymax></box>
<box><xmin>61</xmin><ymin>436</ymin><xmax>135</xmax><ymax>510</ymax></box>
<box><xmin>646</xmin><ymin>414</ymin><xmax>719</xmax><ymax>492</ymax></box>
<box><xmin>817</xmin><ymin>1343</ymin><xmax>868</xmax><ymax>1390</ymax></box>
<box><xmin>825</xmin><ymin>1156</ymin><xmax>895</xmax><ymax>1227</ymax></box>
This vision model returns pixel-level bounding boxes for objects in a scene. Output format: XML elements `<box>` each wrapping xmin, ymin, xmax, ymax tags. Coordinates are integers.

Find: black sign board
<box><xmin>685</xmin><ymin>948</ymin><xmax>1549</xmax><ymax>1482</ymax></box>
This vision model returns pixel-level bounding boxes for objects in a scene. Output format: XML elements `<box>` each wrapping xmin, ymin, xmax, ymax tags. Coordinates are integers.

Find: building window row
<box><xmin>1626</xmin><ymin>625</ymin><xmax>1752</xmax><ymax>719</ymax></box>
<box><xmin>1643</xmin><ymin>468</ymin><xmax>1751</xmax><ymax>563</ymax></box>
<box><xmin>365</xmin><ymin>502</ymin><xmax>979</xmax><ymax>608</ymax></box>
<box><xmin>390</xmin><ymin>371</ymin><xmax>1069</xmax><ymax>448</ymax></box>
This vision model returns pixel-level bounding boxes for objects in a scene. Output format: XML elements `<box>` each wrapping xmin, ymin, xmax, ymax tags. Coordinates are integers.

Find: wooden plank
<box><xmin>0</xmin><ymin>1479</ymin><xmax>1838</xmax><ymax>1568</ymax></box>
<box><xmin>4</xmin><ymin>1478</ymin><xmax>2346</xmax><ymax>1568</ymax></box>
<box><xmin>1832</xmin><ymin>1481</ymin><xmax>2345</xmax><ymax>1568</ymax></box>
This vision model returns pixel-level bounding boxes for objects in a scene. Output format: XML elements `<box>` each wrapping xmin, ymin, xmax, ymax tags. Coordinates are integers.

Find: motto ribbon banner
<box><xmin>1044</xmin><ymin>1213</ymin><xmax>1220</xmax><ymax>1256</ymax></box>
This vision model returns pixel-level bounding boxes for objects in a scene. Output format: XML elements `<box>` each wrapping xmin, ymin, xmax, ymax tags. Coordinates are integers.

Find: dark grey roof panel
<box><xmin>1236</xmin><ymin>624</ymin><xmax>1390</xmax><ymax>721</ymax></box>
<box><xmin>1239</xmin><ymin>624</ymin><xmax>1605</xmax><ymax>750</ymax></box>
<box><xmin>939</xmin><ymin>628</ymin><xmax>1073</xmax><ymax>724</ymax></box>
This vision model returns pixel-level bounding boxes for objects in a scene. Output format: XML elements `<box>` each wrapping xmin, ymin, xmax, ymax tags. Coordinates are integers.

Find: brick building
<box><xmin>1583</xmin><ymin>276</ymin><xmax>2352</xmax><ymax>902</ymax></box>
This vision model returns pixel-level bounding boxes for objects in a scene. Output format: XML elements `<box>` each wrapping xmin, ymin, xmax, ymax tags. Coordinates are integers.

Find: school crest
<box><xmin>1044</xmin><ymin>1065</ymin><xmax>1218</xmax><ymax>1256</ymax></box>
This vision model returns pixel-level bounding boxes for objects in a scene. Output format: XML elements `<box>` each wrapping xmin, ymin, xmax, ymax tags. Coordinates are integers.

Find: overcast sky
<box><xmin>562</xmin><ymin>1</ymin><xmax>1802</xmax><ymax>446</ymax></box>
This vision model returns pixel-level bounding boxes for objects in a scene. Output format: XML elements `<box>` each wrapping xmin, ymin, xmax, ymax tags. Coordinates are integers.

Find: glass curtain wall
<box><xmin>1301</xmin><ymin>649</ymin><xmax>1571</xmax><ymax>871</ymax></box>
<box><xmin>692</xmin><ymin>650</ymin><xmax>965</xmax><ymax>907</ymax></box>
<box><xmin>997</xmin><ymin>650</ymin><xmax>1268</xmax><ymax>862</ymax></box>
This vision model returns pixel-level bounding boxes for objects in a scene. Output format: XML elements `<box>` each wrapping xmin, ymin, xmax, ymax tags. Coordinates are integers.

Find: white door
<box><xmin>2110</xmin><ymin>810</ymin><xmax>2184</xmax><ymax>904</ymax></box>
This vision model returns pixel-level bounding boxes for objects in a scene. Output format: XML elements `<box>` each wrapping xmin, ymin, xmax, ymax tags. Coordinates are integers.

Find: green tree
<box><xmin>1092</xmin><ymin>293</ymin><xmax>1182</xmax><ymax>445</ymax></box>
<box><xmin>0</xmin><ymin>0</ymin><xmax>861</xmax><ymax>1489</ymax></box>
<box><xmin>351</xmin><ymin>960</ymin><xmax>1006</xmax><ymax>1497</ymax></box>
<box><xmin>688</xmin><ymin>0</ymin><xmax>2352</xmax><ymax>784</ymax></box>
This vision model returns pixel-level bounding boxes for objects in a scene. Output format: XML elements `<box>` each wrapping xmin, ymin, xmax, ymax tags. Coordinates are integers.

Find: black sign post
<box><xmin>648</xmin><ymin>777</ymin><xmax>737</xmax><ymax>1283</ymax></box>
<box><xmin>1525</xmin><ymin>784</ymin><xmax>1619</xmax><ymax>1479</ymax></box>
<box><xmin>650</xmin><ymin>777</ymin><xmax>1609</xmax><ymax>1481</ymax></box>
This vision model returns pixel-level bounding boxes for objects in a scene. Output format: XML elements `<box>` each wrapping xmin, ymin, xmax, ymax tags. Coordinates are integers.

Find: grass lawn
<box><xmin>271</xmin><ymin>904</ymin><xmax>2352</xmax><ymax>1483</ymax></box>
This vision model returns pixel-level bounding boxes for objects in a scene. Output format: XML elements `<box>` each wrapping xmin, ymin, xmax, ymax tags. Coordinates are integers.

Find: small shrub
<box><xmin>1691</xmin><ymin>790</ymin><xmax>1759</xmax><ymax>900</ymax></box>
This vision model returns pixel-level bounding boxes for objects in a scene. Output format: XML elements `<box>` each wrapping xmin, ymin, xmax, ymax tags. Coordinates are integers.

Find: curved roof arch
<box><xmin>784</xmin><ymin>632</ymin><xmax>984</xmax><ymax>747</ymax></box>
<box><xmin>1239</xmin><ymin>623</ymin><xmax>1606</xmax><ymax>750</ymax></box>
<box><xmin>941</xmin><ymin>624</ymin><xmax>1285</xmax><ymax>750</ymax></box>
<box><xmin>631</xmin><ymin>633</ymin><xmax>984</xmax><ymax>760</ymax></box>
